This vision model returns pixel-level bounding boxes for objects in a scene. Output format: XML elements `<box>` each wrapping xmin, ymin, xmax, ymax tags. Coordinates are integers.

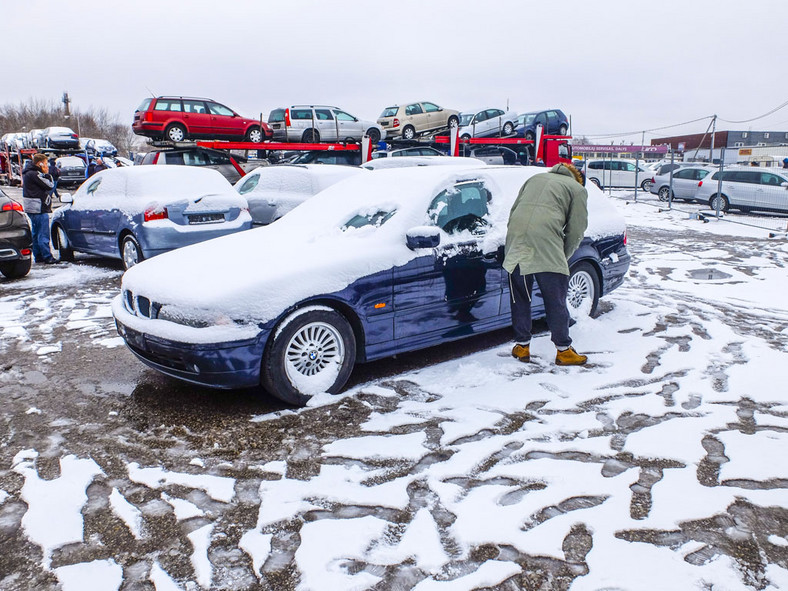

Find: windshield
<box><xmin>518</xmin><ymin>113</ymin><xmax>536</xmax><ymax>126</ymax></box>
<box><xmin>380</xmin><ymin>107</ymin><xmax>398</xmax><ymax>118</ymax></box>
<box><xmin>343</xmin><ymin>210</ymin><xmax>395</xmax><ymax>230</ymax></box>
<box><xmin>458</xmin><ymin>113</ymin><xmax>474</xmax><ymax>126</ymax></box>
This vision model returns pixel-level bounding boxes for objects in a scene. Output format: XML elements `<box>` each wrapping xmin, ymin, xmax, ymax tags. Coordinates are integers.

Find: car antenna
<box><xmin>145</xmin><ymin>86</ymin><xmax>156</xmax><ymax>97</ymax></box>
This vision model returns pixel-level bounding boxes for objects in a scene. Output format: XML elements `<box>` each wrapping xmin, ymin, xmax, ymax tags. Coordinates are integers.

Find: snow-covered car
<box><xmin>113</xmin><ymin>165</ymin><xmax>630</xmax><ymax>406</ymax></box>
<box><xmin>457</xmin><ymin>108</ymin><xmax>518</xmax><ymax>139</ymax></box>
<box><xmin>235</xmin><ymin>164</ymin><xmax>365</xmax><ymax>225</ymax></box>
<box><xmin>361</xmin><ymin>156</ymin><xmax>487</xmax><ymax>170</ymax></box>
<box><xmin>51</xmin><ymin>166</ymin><xmax>252</xmax><ymax>270</ymax></box>
<box><xmin>85</xmin><ymin>138</ymin><xmax>118</xmax><ymax>157</ymax></box>
<box><xmin>649</xmin><ymin>165</ymin><xmax>715</xmax><ymax>202</ymax></box>
<box><xmin>55</xmin><ymin>155</ymin><xmax>87</xmax><ymax>187</ymax></box>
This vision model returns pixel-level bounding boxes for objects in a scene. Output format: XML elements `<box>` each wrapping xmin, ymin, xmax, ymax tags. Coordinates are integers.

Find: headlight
<box><xmin>157</xmin><ymin>304</ymin><xmax>235</xmax><ymax>328</ymax></box>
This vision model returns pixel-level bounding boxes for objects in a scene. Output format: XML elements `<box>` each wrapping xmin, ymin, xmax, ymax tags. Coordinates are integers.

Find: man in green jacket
<box><xmin>503</xmin><ymin>162</ymin><xmax>589</xmax><ymax>365</ymax></box>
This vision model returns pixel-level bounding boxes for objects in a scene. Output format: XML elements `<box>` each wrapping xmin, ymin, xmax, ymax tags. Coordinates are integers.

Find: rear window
<box><xmin>136</xmin><ymin>98</ymin><xmax>152</xmax><ymax>112</ymax></box>
<box><xmin>269</xmin><ymin>109</ymin><xmax>286</xmax><ymax>123</ymax></box>
<box><xmin>380</xmin><ymin>106</ymin><xmax>398</xmax><ymax>118</ymax></box>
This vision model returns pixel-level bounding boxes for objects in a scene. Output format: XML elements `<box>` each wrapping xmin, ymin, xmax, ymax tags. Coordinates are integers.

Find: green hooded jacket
<box><xmin>503</xmin><ymin>163</ymin><xmax>589</xmax><ymax>276</ymax></box>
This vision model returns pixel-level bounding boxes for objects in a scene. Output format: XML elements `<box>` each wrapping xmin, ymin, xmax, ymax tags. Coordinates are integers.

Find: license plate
<box><xmin>188</xmin><ymin>213</ymin><xmax>224</xmax><ymax>225</ymax></box>
<box><xmin>273</xmin><ymin>124</ymin><xmax>281</xmax><ymax>129</ymax></box>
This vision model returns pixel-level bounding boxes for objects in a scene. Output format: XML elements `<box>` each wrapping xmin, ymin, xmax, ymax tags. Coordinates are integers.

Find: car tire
<box><xmin>0</xmin><ymin>258</ymin><xmax>32</xmax><ymax>279</ymax></box>
<box><xmin>402</xmin><ymin>125</ymin><xmax>416</xmax><ymax>140</ymax></box>
<box><xmin>525</xmin><ymin>131</ymin><xmax>535</xmax><ymax>141</ymax></box>
<box><xmin>502</xmin><ymin>121</ymin><xmax>514</xmax><ymax>136</ymax></box>
<box><xmin>301</xmin><ymin>129</ymin><xmax>320</xmax><ymax>143</ymax></box>
<box><xmin>709</xmin><ymin>194</ymin><xmax>729</xmax><ymax>212</ymax></box>
<box><xmin>461</xmin><ymin>134</ymin><xmax>471</xmax><ymax>141</ymax></box>
<box><xmin>165</xmin><ymin>124</ymin><xmax>187</xmax><ymax>143</ymax></box>
<box><xmin>657</xmin><ymin>186</ymin><xmax>672</xmax><ymax>202</ymax></box>
<box><xmin>448</xmin><ymin>116</ymin><xmax>459</xmax><ymax>128</ymax></box>
<box><xmin>589</xmin><ymin>177</ymin><xmax>602</xmax><ymax>189</ymax></box>
<box><xmin>366</xmin><ymin>128</ymin><xmax>381</xmax><ymax>144</ymax></box>
<box><xmin>262</xmin><ymin>307</ymin><xmax>356</xmax><ymax>407</ymax></box>
<box><xmin>559</xmin><ymin>124</ymin><xmax>568</xmax><ymax>136</ymax></box>
<box><xmin>52</xmin><ymin>224</ymin><xmax>74</xmax><ymax>262</ymax></box>
<box><xmin>641</xmin><ymin>179</ymin><xmax>652</xmax><ymax>192</ymax></box>
<box><xmin>121</xmin><ymin>234</ymin><xmax>144</xmax><ymax>270</ymax></box>
<box><xmin>567</xmin><ymin>261</ymin><xmax>600</xmax><ymax>317</ymax></box>
<box><xmin>245</xmin><ymin>126</ymin><xmax>263</xmax><ymax>143</ymax></box>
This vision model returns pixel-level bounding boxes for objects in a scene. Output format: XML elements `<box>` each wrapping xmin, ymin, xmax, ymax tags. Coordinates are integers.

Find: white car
<box><xmin>649</xmin><ymin>165</ymin><xmax>715</xmax><ymax>202</ymax></box>
<box><xmin>457</xmin><ymin>108</ymin><xmax>518</xmax><ymax>139</ymax></box>
<box><xmin>235</xmin><ymin>164</ymin><xmax>366</xmax><ymax>225</ymax></box>
<box><xmin>268</xmin><ymin>105</ymin><xmax>386</xmax><ymax>144</ymax></box>
<box><xmin>694</xmin><ymin>167</ymin><xmax>788</xmax><ymax>213</ymax></box>
<box><xmin>361</xmin><ymin>156</ymin><xmax>487</xmax><ymax>170</ymax></box>
<box><xmin>584</xmin><ymin>159</ymin><xmax>654</xmax><ymax>190</ymax></box>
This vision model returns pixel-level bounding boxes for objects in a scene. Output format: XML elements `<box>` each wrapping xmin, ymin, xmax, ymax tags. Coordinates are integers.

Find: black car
<box><xmin>0</xmin><ymin>189</ymin><xmax>32</xmax><ymax>279</ymax></box>
<box><xmin>139</xmin><ymin>147</ymin><xmax>247</xmax><ymax>183</ymax></box>
<box><xmin>42</xmin><ymin>126</ymin><xmax>80</xmax><ymax>149</ymax></box>
<box><xmin>56</xmin><ymin>156</ymin><xmax>88</xmax><ymax>188</ymax></box>
<box><xmin>289</xmin><ymin>150</ymin><xmax>361</xmax><ymax>166</ymax></box>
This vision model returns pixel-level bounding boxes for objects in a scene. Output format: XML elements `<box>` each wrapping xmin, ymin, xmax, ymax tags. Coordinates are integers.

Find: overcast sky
<box><xmin>5</xmin><ymin>0</ymin><xmax>788</xmax><ymax>145</ymax></box>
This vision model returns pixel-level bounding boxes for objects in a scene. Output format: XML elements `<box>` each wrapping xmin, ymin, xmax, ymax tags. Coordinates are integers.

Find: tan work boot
<box><xmin>555</xmin><ymin>346</ymin><xmax>588</xmax><ymax>366</ymax></box>
<box><xmin>512</xmin><ymin>344</ymin><xmax>530</xmax><ymax>362</ymax></box>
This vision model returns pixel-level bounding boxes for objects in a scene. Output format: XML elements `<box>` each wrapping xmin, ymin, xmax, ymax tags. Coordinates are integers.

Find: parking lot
<box><xmin>1</xmin><ymin>184</ymin><xmax>787</xmax><ymax>590</ymax></box>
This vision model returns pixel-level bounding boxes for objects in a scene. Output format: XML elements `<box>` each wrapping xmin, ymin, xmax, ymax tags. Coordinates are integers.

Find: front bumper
<box><xmin>114</xmin><ymin>307</ymin><xmax>268</xmax><ymax>390</ymax></box>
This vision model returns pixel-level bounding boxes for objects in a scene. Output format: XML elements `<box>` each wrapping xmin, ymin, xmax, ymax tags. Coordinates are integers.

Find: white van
<box><xmin>585</xmin><ymin>159</ymin><xmax>653</xmax><ymax>190</ymax></box>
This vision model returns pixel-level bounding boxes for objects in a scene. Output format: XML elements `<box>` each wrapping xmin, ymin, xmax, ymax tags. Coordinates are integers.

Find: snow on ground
<box><xmin>1</xmin><ymin>190</ymin><xmax>787</xmax><ymax>589</ymax></box>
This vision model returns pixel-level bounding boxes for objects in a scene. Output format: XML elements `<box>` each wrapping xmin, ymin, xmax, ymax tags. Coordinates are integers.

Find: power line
<box><xmin>582</xmin><ymin>115</ymin><xmax>714</xmax><ymax>140</ymax></box>
<box><xmin>717</xmin><ymin>98</ymin><xmax>788</xmax><ymax>124</ymax></box>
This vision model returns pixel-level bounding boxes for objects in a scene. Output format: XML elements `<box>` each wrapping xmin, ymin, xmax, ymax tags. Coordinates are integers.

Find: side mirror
<box><xmin>781</xmin><ymin>182</ymin><xmax>788</xmax><ymax>188</ymax></box>
<box><xmin>60</xmin><ymin>193</ymin><xmax>73</xmax><ymax>203</ymax></box>
<box><xmin>406</xmin><ymin>226</ymin><xmax>440</xmax><ymax>250</ymax></box>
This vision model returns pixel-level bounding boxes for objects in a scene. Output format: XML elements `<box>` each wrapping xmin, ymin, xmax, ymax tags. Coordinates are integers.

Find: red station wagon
<box><xmin>132</xmin><ymin>96</ymin><xmax>272</xmax><ymax>143</ymax></box>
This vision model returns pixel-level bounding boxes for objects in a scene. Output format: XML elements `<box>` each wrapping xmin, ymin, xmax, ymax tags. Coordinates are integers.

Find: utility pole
<box><xmin>710</xmin><ymin>114</ymin><xmax>716</xmax><ymax>163</ymax></box>
<box><xmin>62</xmin><ymin>92</ymin><xmax>71</xmax><ymax>120</ymax></box>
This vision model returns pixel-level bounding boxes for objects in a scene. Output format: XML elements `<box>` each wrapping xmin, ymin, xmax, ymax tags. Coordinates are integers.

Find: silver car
<box><xmin>268</xmin><ymin>105</ymin><xmax>386</xmax><ymax>144</ymax></box>
<box><xmin>695</xmin><ymin>167</ymin><xmax>788</xmax><ymax>213</ymax></box>
<box><xmin>457</xmin><ymin>108</ymin><xmax>518</xmax><ymax>139</ymax></box>
<box><xmin>650</xmin><ymin>165</ymin><xmax>715</xmax><ymax>202</ymax></box>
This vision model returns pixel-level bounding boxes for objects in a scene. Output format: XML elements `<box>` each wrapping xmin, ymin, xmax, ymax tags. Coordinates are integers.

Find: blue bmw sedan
<box><xmin>112</xmin><ymin>165</ymin><xmax>630</xmax><ymax>406</ymax></box>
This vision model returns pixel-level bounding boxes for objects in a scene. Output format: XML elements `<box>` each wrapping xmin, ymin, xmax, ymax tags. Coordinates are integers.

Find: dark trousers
<box><xmin>29</xmin><ymin>213</ymin><xmax>53</xmax><ymax>262</ymax></box>
<box><xmin>509</xmin><ymin>266</ymin><xmax>571</xmax><ymax>348</ymax></box>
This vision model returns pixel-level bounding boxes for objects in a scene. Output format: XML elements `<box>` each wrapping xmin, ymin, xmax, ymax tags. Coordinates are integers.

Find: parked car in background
<box><xmin>468</xmin><ymin>146</ymin><xmax>524</xmax><ymax>166</ymax></box>
<box><xmin>56</xmin><ymin>156</ymin><xmax>87</xmax><ymax>187</ymax></box>
<box><xmin>235</xmin><ymin>164</ymin><xmax>365</xmax><ymax>225</ymax></box>
<box><xmin>268</xmin><ymin>105</ymin><xmax>386</xmax><ymax>144</ymax></box>
<box><xmin>376</xmin><ymin>101</ymin><xmax>459</xmax><ymax>140</ymax></box>
<box><xmin>51</xmin><ymin>166</ymin><xmax>253</xmax><ymax>269</ymax></box>
<box><xmin>132</xmin><ymin>96</ymin><xmax>272</xmax><ymax>143</ymax></box>
<box><xmin>371</xmin><ymin>146</ymin><xmax>446</xmax><ymax>159</ymax></box>
<box><xmin>288</xmin><ymin>150</ymin><xmax>361</xmax><ymax>166</ymax></box>
<box><xmin>457</xmin><ymin>108</ymin><xmax>518</xmax><ymax>139</ymax></box>
<box><xmin>1</xmin><ymin>132</ymin><xmax>32</xmax><ymax>151</ymax></box>
<box><xmin>85</xmin><ymin>138</ymin><xmax>118</xmax><ymax>157</ymax></box>
<box><xmin>694</xmin><ymin>167</ymin><xmax>788</xmax><ymax>213</ymax></box>
<box><xmin>649</xmin><ymin>165</ymin><xmax>714</xmax><ymax>202</ymax></box>
<box><xmin>515</xmin><ymin>109</ymin><xmax>569</xmax><ymax>140</ymax></box>
<box><xmin>583</xmin><ymin>159</ymin><xmax>653</xmax><ymax>190</ymax></box>
<box><xmin>112</xmin><ymin>165</ymin><xmax>630</xmax><ymax>406</ymax></box>
<box><xmin>43</xmin><ymin>127</ymin><xmax>80</xmax><ymax>149</ymax></box>
<box><xmin>139</xmin><ymin>147</ymin><xmax>247</xmax><ymax>183</ymax></box>
<box><xmin>0</xmin><ymin>188</ymin><xmax>32</xmax><ymax>279</ymax></box>
<box><xmin>29</xmin><ymin>129</ymin><xmax>46</xmax><ymax>148</ymax></box>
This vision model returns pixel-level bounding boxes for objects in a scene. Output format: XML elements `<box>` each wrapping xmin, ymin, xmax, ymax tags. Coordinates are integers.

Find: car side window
<box><xmin>85</xmin><ymin>179</ymin><xmax>101</xmax><ymax>196</ymax></box>
<box><xmin>428</xmin><ymin>182</ymin><xmax>490</xmax><ymax>235</ymax></box>
<box><xmin>334</xmin><ymin>110</ymin><xmax>356</xmax><ymax>122</ymax></box>
<box><xmin>588</xmin><ymin>162</ymin><xmax>602</xmax><ymax>170</ymax></box>
<box><xmin>205</xmin><ymin>151</ymin><xmax>230</xmax><ymax>165</ymax></box>
<box><xmin>315</xmin><ymin>109</ymin><xmax>334</xmax><ymax>121</ymax></box>
<box><xmin>238</xmin><ymin>174</ymin><xmax>259</xmax><ymax>195</ymax></box>
<box><xmin>760</xmin><ymin>173</ymin><xmax>782</xmax><ymax>186</ymax></box>
<box><xmin>405</xmin><ymin>104</ymin><xmax>423</xmax><ymax>116</ymax></box>
<box><xmin>207</xmin><ymin>102</ymin><xmax>234</xmax><ymax>116</ymax></box>
<box><xmin>291</xmin><ymin>109</ymin><xmax>313</xmax><ymax>120</ymax></box>
<box><xmin>183</xmin><ymin>100</ymin><xmax>207</xmax><ymax>114</ymax></box>
<box><xmin>696</xmin><ymin>170</ymin><xmax>710</xmax><ymax>180</ymax></box>
<box><xmin>674</xmin><ymin>169</ymin><xmax>694</xmax><ymax>179</ymax></box>
<box><xmin>154</xmin><ymin>99</ymin><xmax>182</xmax><ymax>112</ymax></box>
<box><xmin>623</xmin><ymin>162</ymin><xmax>636</xmax><ymax>172</ymax></box>
<box><xmin>423</xmin><ymin>102</ymin><xmax>440</xmax><ymax>112</ymax></box>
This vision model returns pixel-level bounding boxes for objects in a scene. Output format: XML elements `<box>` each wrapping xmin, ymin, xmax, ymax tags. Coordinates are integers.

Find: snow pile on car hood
<box><xmin>120</xmin><ymin>166</ymin><xmax>626</xmax><ymax>328</ymax></box>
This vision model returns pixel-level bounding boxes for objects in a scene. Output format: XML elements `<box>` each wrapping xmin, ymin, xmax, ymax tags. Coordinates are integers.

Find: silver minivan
<box><xmin>268</xmin><ymin>105</ymin><xmax>386</xmax><ymax>144</ymax></box>
<box><xmin>585</xmin><ymin>159</ymin><xmax>653</xmax><ymax>190</ymax></box>
<box><xmin>695</xmin><ymin>167</ymin><xmax>788</xmax><ymax>213</ymax></box>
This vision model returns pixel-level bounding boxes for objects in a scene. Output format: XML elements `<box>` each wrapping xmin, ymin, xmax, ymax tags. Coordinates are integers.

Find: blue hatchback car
<box><xmin>113</xmin><ymin>165</ymin><xmax>629</xmax><ymax>406</ymax></box>
<box><xmin>51</xmin><ymin>166</ymin><xmax>252</xmax><ymax>270</ymax></box>
<box><xmin>515</xmin><ymin>109</ymin><xmax>569</xmax><ymax>140</ymax></box>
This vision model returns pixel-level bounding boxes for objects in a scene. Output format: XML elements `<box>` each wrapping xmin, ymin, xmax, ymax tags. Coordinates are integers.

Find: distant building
<box><xmin>651</xmin><ymin>130</ymin><xmax>788</xmax><ymax>164</ymax></box>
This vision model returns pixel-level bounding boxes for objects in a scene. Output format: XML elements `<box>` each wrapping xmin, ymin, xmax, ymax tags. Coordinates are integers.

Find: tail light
<box><xmin>144</xmin><ymin>205</ymin><xmax>168</xmax><ymax>222</ymax></box>
<box><xmin>393</xmin><ymin>118</ymin><xmax>400</xmax><ymax>128</ymax></box>
<box><xmin>151</xmin><ymin>152</ymin><xmax>161</xmax><ymax>164</ymax></box>
<box><xmin>285</xmin><ymin>108</ymin><xmax>291</xmax><ymax>127</ymax></box>
<box><xmin>623</xmin><ymin>230</ymin><xmax>627</xmax><ymax>245</ymax></box>
<box><xmin>698</xmin><ymin>181</ymin><xmax>703</xmax><ymax>187</ymax></box>
<box><xmin>21</xmin><ymin>249</ymin><xmax>32</xmax><ymax>256</ymax></box>
<box><xmin>2</xmin><ymin>201</ymin><xmax>23</xmax><ymax>211</ymax></box>
<box><xmin>145</xmin><ymin>112</ymin><xmax>154</xmax><ymax>122</ymax></box>
<box><xmin>650</xmin><ymin>177</ymin><xmax>655</xmax><ymax>183</ymax></box>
